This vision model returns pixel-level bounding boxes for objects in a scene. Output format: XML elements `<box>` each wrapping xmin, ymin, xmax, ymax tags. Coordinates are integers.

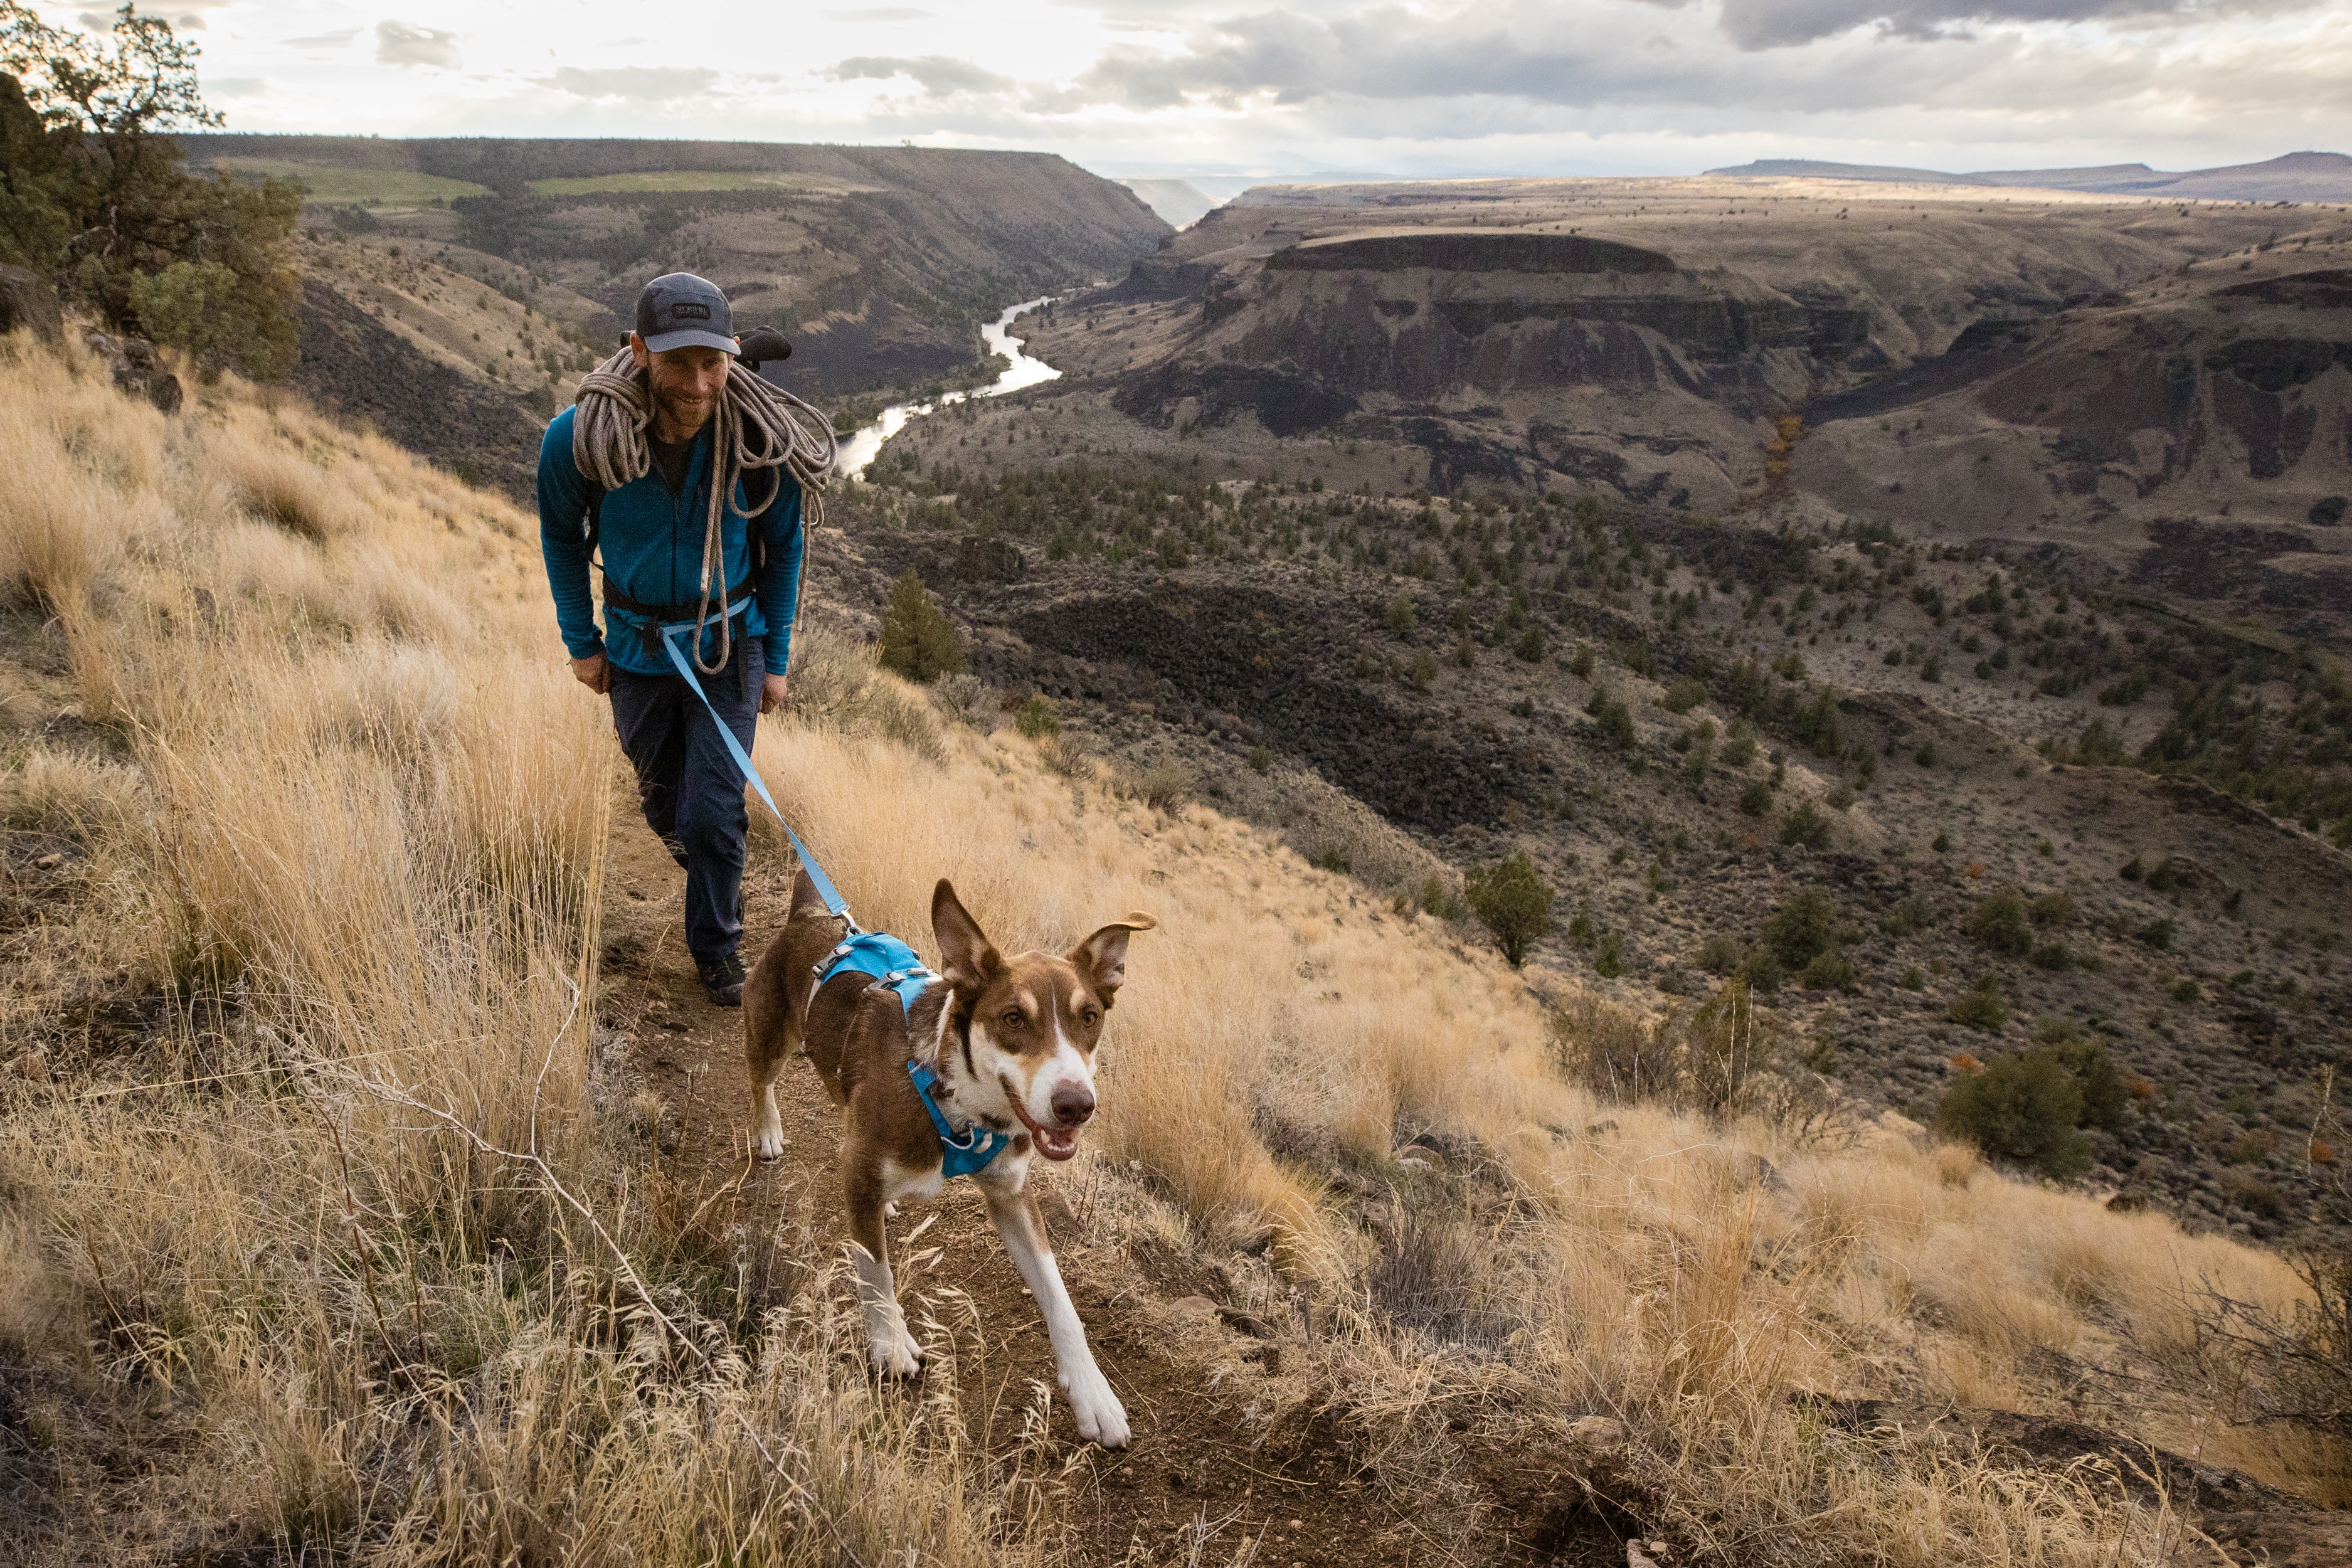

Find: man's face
<box><xmin>630</xmin><ymin>335</ymin><xmax>733</xmax><ymax>433</ymax></box>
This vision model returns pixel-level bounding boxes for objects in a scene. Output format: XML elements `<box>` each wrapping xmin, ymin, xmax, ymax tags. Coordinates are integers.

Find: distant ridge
<box><xmin>1707</xmin><ymin>151</ymin><xmax>2352</xmax><ymax>203</ymax></box>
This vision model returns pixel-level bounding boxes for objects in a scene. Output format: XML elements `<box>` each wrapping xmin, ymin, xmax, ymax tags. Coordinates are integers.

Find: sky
<box><xmin>38</xmin><ymin>0</ymin><xmax>2352</xmax><ymax>179</ymax></box>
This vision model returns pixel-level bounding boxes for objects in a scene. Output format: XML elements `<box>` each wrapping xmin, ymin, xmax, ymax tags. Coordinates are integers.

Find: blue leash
<box><xmin>654</xmin><ymin>604</ymin><xmax>855</xmax><ymax>928</ymax></box>
<box><xmin>654</xmin><ymin>613</ymin><xmax>1007</xmax><ymax>1175</ymax></box>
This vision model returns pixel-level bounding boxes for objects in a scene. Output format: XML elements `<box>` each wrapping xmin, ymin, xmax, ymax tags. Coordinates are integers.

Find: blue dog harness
<box><xmin>813</xmin><ymin>931</ymin><xmax>1013</xmax><ymax>1178</ymax></box>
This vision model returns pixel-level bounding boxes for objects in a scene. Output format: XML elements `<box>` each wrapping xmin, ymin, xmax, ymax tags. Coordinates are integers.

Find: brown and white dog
<box><xmin>743</xmin><ymin>871</ymin><xmax>1153</xmax><ymax>1448</ymax></box>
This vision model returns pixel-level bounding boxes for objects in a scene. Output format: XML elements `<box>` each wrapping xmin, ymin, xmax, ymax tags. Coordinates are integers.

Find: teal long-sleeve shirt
<box><xmin>538</xmin><ymin>403</ymin><xmax>805</xmax><ymax>676</ymax></box>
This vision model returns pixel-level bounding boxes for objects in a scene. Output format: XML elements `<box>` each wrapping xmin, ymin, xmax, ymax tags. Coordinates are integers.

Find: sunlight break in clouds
<box><xmin>28</xmin><ymin>0</ymin><xmax>2352</xmax><ymax>176</ymax></box>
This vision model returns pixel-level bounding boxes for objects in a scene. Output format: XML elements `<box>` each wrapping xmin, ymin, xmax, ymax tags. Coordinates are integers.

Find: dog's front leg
<box><xmin>978</xmin><ymin>1181</ymin><xmax>1129</xmax><ymax>1448</ymax></box>
<box><xmin>845</xmin><ymin>1162</ymin><xmax>923</xmax><ymax>1377</ymax></box>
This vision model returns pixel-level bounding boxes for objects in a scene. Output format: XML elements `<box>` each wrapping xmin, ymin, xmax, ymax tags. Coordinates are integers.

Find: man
<box><xmin>539</xmin><ymin>272</ymin><xmax>804</xmax><ymax>1007</ymax></box>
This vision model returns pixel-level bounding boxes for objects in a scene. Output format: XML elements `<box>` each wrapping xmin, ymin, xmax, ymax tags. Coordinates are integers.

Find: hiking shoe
<box><xmin>697</xmin><ymin>951</ymin><xmax>747</xmax><ymax>1007</ymax></box>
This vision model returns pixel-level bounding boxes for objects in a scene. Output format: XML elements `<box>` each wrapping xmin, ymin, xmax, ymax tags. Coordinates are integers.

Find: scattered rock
<box><xmin>1216</xmin><ymin>1305</ymin><xmax>1275</xmax><ymax>1338</ymax></box>
<box><xmin>35</xmin><ymin>852</ymin><xmax>65</xmax><ymax>871</ymax></box>
<box><xmin>1587</xmin><ymin>1119</ymin><xmax>1619</xmax><ymax>1136</ymax></box>
<box><xmin>0</xmin><ymin>265</ymin><xmax>63</xmax><ymax>344</ymax></box>
<box><xmin>81</xmin><ymin>329</ymin><xmax>183</xmax><ymax>414</ymax></box>
<box><xmin>1162</xmin><ymin>1295</ymin><xmax>1224</xmax><ymax>1337</ymax></box>
<box><xmin>1568</xmin><ymin>1414</ymin><xmax>1629</xmax><ymax>1452</ymax></box>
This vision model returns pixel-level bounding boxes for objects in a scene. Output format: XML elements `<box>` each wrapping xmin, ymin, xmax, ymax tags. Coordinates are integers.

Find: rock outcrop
<box><xmin>0</xmin><ymin>265</ymin><xmax>62</xmax><ymax>344</ymax></box>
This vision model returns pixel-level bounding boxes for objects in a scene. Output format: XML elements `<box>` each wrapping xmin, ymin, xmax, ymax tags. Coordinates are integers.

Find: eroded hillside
<box><xmin>185</xmin><ymin>134</ymin><xmax>1169</xmax><ymax>492</ymax></box>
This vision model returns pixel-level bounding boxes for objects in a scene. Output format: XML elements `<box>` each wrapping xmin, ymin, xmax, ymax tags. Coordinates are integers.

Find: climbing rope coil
<box><xmin>571</xmin><ymin>346</ymin><xmax>837</xmax><ymax>675</ymax></box>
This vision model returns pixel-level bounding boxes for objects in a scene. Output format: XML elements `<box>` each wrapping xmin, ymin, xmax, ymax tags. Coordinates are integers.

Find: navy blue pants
<box><xmin>608</xmin><ymin>635</ymin><xmax>763</xmax><ymax>963</ymax></box>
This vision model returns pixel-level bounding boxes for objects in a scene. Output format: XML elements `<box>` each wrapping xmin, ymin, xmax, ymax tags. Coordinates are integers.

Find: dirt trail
<box><xmin>591</xmin><ymin>778</ymin><xmax>1406</xmax><ymax>1567</ymax></box>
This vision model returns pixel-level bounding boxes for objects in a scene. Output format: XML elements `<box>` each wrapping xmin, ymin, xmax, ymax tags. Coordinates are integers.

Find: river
<box><xmin>834</xmin><ymin>296</ymin><xmax>1062</xmax><ymax>478</ymax></box>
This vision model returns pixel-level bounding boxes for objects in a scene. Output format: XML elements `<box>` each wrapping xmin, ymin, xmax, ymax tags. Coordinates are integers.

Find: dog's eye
<box><xmin>1000</xmin><ymin>1009</ymin><xmax>1025</xmax><ymax>1030</ymax></box>
<box><xmin>1080</xmin><ymin>1009</ymin><xmax>1100</xmax><ymax>1028</ymax></box>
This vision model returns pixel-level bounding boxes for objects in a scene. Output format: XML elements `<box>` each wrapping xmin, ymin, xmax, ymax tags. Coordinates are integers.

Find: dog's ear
<box><xmin>932</xmin><ymin>879</ymin><xmax>1003</xmax><ymax>994</ymax></box>
<box><xmin>1067</xmin><ymin>911</ymin><xmax>1155</xmax><ymax>1006</ymax></box>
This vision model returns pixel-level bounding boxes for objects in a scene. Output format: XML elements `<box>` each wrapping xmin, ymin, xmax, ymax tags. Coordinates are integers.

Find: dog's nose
<box><xmin>1051</xmin><ymin>1082</ymin><xmax>1096</xmax><ymax>1126</ymax></box>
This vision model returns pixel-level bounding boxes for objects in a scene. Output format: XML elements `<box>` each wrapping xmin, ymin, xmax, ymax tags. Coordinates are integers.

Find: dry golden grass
<box><xmin>0</xmin><ymin>324</ymin><xmax>2329</xmax><ymax>1564</ymax></box>
<box><xmin>0</xmin><ymin>333</ymin><xmax>1052</xmax><ymax>1565</ymax></box>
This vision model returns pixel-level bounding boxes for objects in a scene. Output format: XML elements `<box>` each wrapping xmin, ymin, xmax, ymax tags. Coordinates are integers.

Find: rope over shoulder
<box><xmin>571</xmin><ymin>347</ymin><xmax>837</xmax><ymax>675</ymax></box>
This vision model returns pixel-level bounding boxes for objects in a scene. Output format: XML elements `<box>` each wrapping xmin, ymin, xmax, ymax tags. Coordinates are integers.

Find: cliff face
<box><xmin>1797</xmin><ymin>265</ymin><xmax>2352</xmax><ymax>647</ymax></box>
<box><xmin>1206</xmin><ymin>255</ymin><xmax>1873</xmax><ymax>408</ymax></box>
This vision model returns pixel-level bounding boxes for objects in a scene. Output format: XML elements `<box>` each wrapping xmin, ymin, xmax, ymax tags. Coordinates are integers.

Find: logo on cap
<box><xmin>670</xmin><ymin>302</ymin><xmax>711</xmax><ymax>320</ymax></box>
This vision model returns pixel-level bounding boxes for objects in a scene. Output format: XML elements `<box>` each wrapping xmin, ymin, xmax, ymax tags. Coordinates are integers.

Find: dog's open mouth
<box><xmin>1005</xmin><ymin>1089</ymin><xmax>1083</xmax><ymax>1162</ymax></box>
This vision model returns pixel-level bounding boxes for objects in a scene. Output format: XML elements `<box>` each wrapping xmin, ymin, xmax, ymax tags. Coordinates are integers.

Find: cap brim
<box><xmin>642</xmin><ymin>329</ymin><xmax>739</xmax><ymax>355</ymax></box>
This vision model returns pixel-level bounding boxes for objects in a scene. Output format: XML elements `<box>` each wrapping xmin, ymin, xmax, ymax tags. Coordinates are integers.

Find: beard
<box><xmin>651</xmin><ymin>385</ymin><xmax>715</xmax><ymax>434</ymax></box>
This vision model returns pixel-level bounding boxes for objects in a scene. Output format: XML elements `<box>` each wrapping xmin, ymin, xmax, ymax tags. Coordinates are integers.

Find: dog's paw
<box><xmin>751</xmin><ymin>1124</ymin><xmax>786</xmax><ymax>1160</ymax></box>
<box><xmin>1062</xmin><ymin>1364</ymin><xmax>1130</xmax><ymax>1449</ymax></box>
<box><xmin>882</xmin><ymin>1200</ymin><xmax>899</xmax><ymax>1221</ymax></box>
<box><xmin>869</xmin><ymin>1328</ymin><xmax>924</xmax><ymax>1380</ymax></box>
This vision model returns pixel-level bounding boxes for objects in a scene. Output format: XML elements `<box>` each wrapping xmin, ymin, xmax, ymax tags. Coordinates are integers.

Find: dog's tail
<box><xmin>788</xmin><ymin>864</ymin><xmax>834</xmax><ymax>922</ymax></box>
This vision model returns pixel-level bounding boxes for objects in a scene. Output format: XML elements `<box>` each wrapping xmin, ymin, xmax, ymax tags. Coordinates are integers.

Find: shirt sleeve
<box><xmin>536</xmin><ymin>410</ymin><xmax>603</xmax><ymax>662</ymax></box>
<box><xmin>756</xmin><ymin>476</ymin><xmax>807</xmax><ymax>674</ymax></box>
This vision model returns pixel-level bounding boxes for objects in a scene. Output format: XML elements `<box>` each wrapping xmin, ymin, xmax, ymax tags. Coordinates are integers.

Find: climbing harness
<box><xmin>810</xmin><ymin>931</ymin><xmax>1013</xmax><ymax>1178</ymax></box>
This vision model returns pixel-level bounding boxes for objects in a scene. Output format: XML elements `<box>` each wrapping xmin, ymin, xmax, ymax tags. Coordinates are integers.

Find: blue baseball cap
<box><xmin>635</xmin><ymin>272</ymin><xmax>738</xmax><ymax>355</ymax></box>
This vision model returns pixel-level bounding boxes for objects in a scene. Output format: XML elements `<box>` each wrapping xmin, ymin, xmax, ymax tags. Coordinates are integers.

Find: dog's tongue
<box><xmin>1034</xmin><ymin>1126</ymin><xmax>1079</xmax><ymax>1162</ymax></box>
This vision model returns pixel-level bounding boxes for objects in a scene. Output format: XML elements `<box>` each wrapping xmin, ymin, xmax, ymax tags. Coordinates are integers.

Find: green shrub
<box><xmin>1898</xmin><ymin>965</ymin><xmax>1926</xmax><ymax>991</ymax></box>
<box><xmin>1799</xmin><ymin>948</ymin><xmax>1856</xmax><ymax>993</ymax></box>
<box><xmin>1779</xmin><ymin>801</ymin><xmax>1831</xmax><ymax>850</ymax></box>
<box><xmin>1721</xmin><ymin>728</ymin><xmax>1759</xmax><ymax>768</ymax></box>
<box><xmin>2028</xmin><ymin>891</ymin><xmax>2074</xmax><ymax>926</ymax></box>
<box><xmin>2037</xmin><ymin>1027</ymin><xmax>2127</xmax><ymax>1130</ymax></box>
<box><xmin>1594</xmin><ymin>930</ymin><xmax>1624</xmax><ymax>978</ymax></box>
<box><xmin>1595</xmin><ymin>700</ymin><xmax>1635</xmax><ymax>750</ymax></box>
<box><xmin>1385</xmin><ymin>593</ymin><xmax>1417</xmax><ymax>635</ymax></box>
<box><xmin>1419</xmin><ymin>875</ymin><xmax>1468</xmax><ymax>922</ymax></box>
<box><xmin>877</xmin><ymin>570</ymin><xmax>963</xmax><ymax>683</ymax></box>
<box><xmin>1738</xmin><ymin>778</ymin><xmax>1773</xmax><ymax>817</ymax></box>
<box><xmin>1936</xmin><ymin>1050</ymin><xmax>2093</xmax><ymax>1179</ymax></box>
<box><xmin>1949</xmin><ymin>973</ymin><xmax>2010</xmax><ymax>1031</ymax></box>
<box><xmin>1695</xmin><ymin>933</ymin><xmax>1744</xmax><ymax>975</ymax></box>
<box><xmin>1762</xmin><ymin>887</ymin><xmax>1841</xmax><ymax>968</ymax></box>
<box><xmin>1964</xmin><ymin>889</ymin><xmax>2033</xmax><ymax>955</ymax></box>
<box><xmin>1737</xmin><ymin>948</ymin><xmax>1784</xmax><ymax>995</ymax></box>
<box><xmin>1567</xmin><ymin>903</ymin><xmax>1596</xmax><ymax>950</ymax></box>
<box><xmin>1513</xmin><ymin>625</ymin><xmax>1546</xmax><ymax>663</ymax></box>
<box><xmin>2139</xmin><ymin>919</ymin><xmax>2175</xmax><ymax>951</ymax></box>
<box><xmin>1663</xmin><ymin>676</ymin><xmax>1708</xmax><ymax>714</ymax></box>
<box><xmin>1247</xmin><ymin>746</ymin><xmax>1273</xmax><ymax>773</ymax></box>
<box><xmin>2031</xmin><ymin>942</ymin><xmax>2074</xmax><ymax>971</ymax></box>
<box><xmin>1465</xmin><ymin>850</ymin><xmax>1554</xmax><ymax>967</ymax></box>
<box><xmin>1882</xmin><ymin>894</ymin><xmax>1931</xmax><ymax>936</ymax></box>
<box><xmin>1013</xmin><ymin>694</ymin><xmax>1061</xmax><ymax>739</ymax></box>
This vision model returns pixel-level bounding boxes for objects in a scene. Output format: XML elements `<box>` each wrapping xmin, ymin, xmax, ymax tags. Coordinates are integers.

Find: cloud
<box><xmin>825</xmin><ymin>6</ymin><xmax>932</xmax><ymax>18</ymax></box>
<box><xmin>79</xmin><ymin>1</ymin><xmax>232</xmax><ymax>28</ymax></box>
<box><xmin>286</xmin><ymin>28</ymin><xmax>363</xmax><ymax>48</ymax></box>
<box><xmin>540</xmin><ymin>66</ymin><xmax>723</xmax><ymax>100</ymax></box>
<box><xmin>829</xmin><ymin>55</ymin><xmax>1017</xmax><ymax>95</ymax></box>
<box><xmin>375</xmin><ymin>19</ymin><xmax>461</xmax><ymax>69</ymax></box>
<box><xmin>204</xmin><ymin>77</ymin><xmax>269</xmax><ymax>97</ymax></box>
<box><xmin>1714</xmin><ymin>0</ymin><xmax>2305</xmax><ymax>49</ymax></box>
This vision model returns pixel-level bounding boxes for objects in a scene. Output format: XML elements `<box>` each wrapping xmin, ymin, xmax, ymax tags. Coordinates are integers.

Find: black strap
<box><xmin>600</xmin><ymin>571</ymin><xmax>756</xmax><ymax>623</ymax></box>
